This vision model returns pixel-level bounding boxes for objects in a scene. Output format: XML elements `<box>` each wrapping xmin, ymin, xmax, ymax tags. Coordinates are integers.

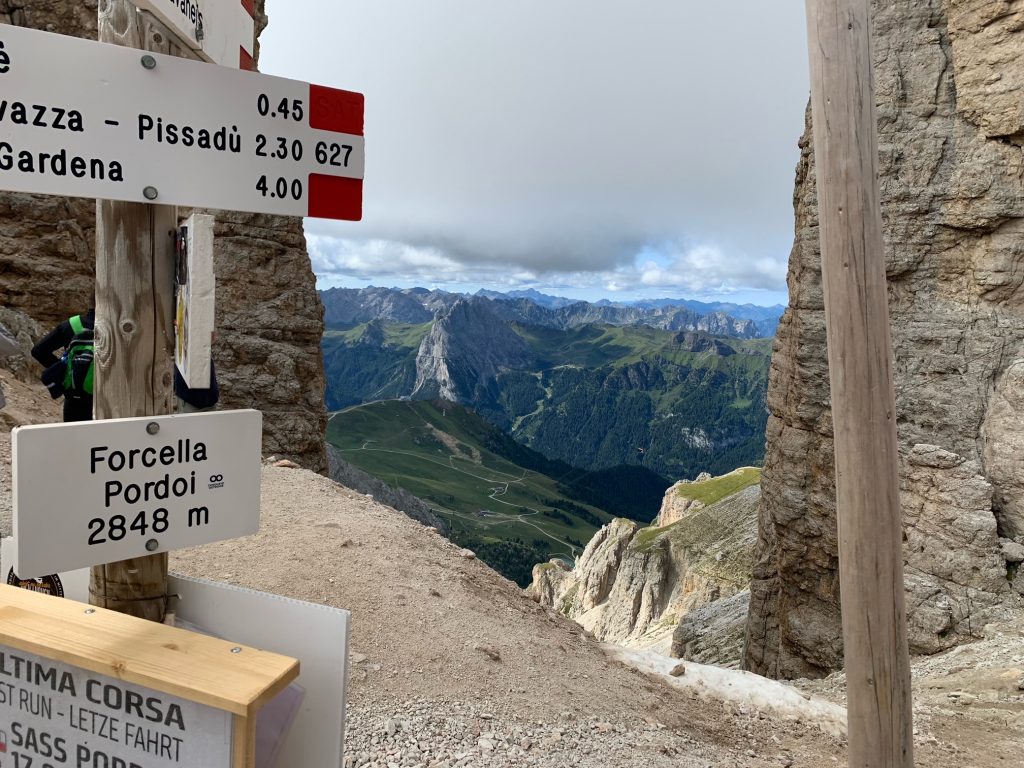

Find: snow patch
<box><xmin>605</xmin><ymin>645</ymin><xmax>848</xmax><ymax>740</ymax></box>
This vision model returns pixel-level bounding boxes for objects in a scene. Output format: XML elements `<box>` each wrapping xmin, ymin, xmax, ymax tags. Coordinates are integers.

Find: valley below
<box><xmin>321</xmin><ymin>289</ymin><xmax>774</xmax><ymax>481</ymax></box>
<box><xmin>327</xmin><ymin>399</ymin><xmax>667</xmax><ymax>585</ymax></box>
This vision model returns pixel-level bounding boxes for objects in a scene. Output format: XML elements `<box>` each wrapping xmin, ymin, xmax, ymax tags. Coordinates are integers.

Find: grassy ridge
<box><xmin>321</xmin><ymin>319</ymin><xmax>771</xmax><ymax>478</ymax></box>
<box><xmin>675</xmin><ymin>467</ymin><xmax>762</xmax><ymax>505</ymax></box>
<box><xmin>327</xmin><ymin>400</ymin><xmax>628</xmax><ymax>583</ymax></box>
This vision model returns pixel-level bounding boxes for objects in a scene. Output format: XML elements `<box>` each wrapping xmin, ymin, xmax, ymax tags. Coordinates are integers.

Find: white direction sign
<box><xmin>12</xmin><ymin>410</ymin><xmax>262</xmax><ymax>578</ymax></box>
<box><xmin>131</xmin><ymin>0</ymin><xmax>256</xmax><ymax>70</ymax></box>
<box><xmin>0</xmin><ymin>23</ymin><xmax>364</xmax><ymax>220</ymax></box>
<box><xmin>0</xmin><ymin>645</ymin><xmax>232</xmax><ymax>768</ymax></box>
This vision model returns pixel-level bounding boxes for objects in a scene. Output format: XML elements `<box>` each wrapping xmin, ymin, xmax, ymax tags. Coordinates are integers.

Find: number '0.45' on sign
<box><xmin>0</xmin><ymin>25</ymin><xmax>365</xmax><ymax>221</ymax></box>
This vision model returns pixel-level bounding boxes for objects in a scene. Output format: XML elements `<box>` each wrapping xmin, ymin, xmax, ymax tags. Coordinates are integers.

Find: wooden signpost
<box><xmin>0</xmin><ymin>584</ymin><xmax>297</xmax><ymax>768</ymax></box>
<box><xmin>93</xmin><ymin>0</ymin><xmax>192</xmax><ymax>622</ymax></box>
<box><xmin>0</xmin><ymin>3</ymin><xmax>358</xmax><ymax>764</ymax></box>
<box><xmin>804</xmin><ymin>0</ymin><xmax>914</xmax><ymax>766</ymax></box>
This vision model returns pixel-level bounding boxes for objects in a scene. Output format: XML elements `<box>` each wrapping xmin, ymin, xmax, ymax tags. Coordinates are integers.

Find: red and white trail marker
<box><xmin>0</xmin><ymin>23</ymin><xmax>364</xmax><ymax>220</ymax></box>
<box><xmin>131</xmin><ymin>0</ymin><xmax>256</xmax><ymax>70</ymax></box>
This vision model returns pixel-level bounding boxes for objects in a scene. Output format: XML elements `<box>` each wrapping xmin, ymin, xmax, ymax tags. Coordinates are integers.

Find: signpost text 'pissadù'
<box><xmin>0</xmin><ymin>23</ymin><xmax>364</xmax><ymax>221</ymax></box>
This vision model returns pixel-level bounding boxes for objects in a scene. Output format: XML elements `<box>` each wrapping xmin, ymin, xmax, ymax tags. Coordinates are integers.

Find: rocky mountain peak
<box><xmin>528</xmin><ymin>478</ymin><xmax>761</xmax><ymax>665</ymax></box>
<box><xmin>674</xmin><ymin>333</ymin><xmax>735</xmax><ymax>356</ymax></box>
<box><xmin>411</xmin><ymin>298</ymin><xmax>536</xmax><ymax>402</ymax></box>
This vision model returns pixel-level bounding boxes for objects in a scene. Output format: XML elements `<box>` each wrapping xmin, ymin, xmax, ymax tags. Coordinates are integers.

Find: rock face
<box><xmin>320</xmin><ymin>287</ymin><xmax>434</xmax><ymax>327</ymax></box>
<box><xmin>655</xmin><ymin>473</ymin><xmax>712</xmax><ymax>527</ymax></box>
<box><xmin>0</xmin><ymin>2</ymin><xmax>327</xmax><ymax>473</ymax></box>
<box><xmin>412</xmin><ymin>299</ymin><xmax>536</xmax><ymax>402</ymax></box>
<box><xmin>656</xmin><ymin>483</ymin><xmax>705</xmax><ymax>528</ymax></box>
<box><xmin>744</xmin><ymin>1</ymin><xmax>1024</xmax><ymax>679</ymax></box>
<box><xmin>672</xmin><ymin>589</ymin><xmax>750</xmax><ymax>668</ymax></box>
<box><xmin>529</xmin><ymin>485</ymin><xmax>760</xmax><ymax>666</ymax></box>
<box><xmin>0</xmin><ymin>308</ymin><xmax>44</xmax><ymax>384</ymax></box>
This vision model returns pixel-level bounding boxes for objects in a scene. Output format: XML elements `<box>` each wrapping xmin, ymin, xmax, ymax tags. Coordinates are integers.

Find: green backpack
<box><xmin>63</xmin><ymin>314</ymin><xmax>95</xmax><ymax>397</ymax></box>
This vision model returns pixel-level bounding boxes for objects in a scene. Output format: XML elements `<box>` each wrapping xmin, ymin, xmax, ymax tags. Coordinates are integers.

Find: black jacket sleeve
<box><xmin>31</xmin><ymin>320</ymin><xmax>74</xmax><ymax>368</ymax></box>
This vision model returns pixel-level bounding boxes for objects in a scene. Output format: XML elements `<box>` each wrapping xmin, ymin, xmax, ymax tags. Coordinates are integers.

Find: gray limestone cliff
<box><xmin>412</xmin><ymin>299</ymin><xmax>536</xmax><ymax>403</ymax></box>
<box><xmin>529</xmin><ymin>483</ymin><xmax>760</xmax><ymax>667</ymax></box>
<box><xmin>744</xmin><ymin>0</ymin><xmax>1024</xmax><ymax>679</ymax></box>
<box><xmin>0</xmin><ymin>1</ymin><xmax>327</xmax><ymax>473</ymax></box>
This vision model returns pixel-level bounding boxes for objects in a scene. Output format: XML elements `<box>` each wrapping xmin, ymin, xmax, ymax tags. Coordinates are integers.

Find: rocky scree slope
<box><xmin>529</xmin><ymin>477</ymin><xmax>760</xmax><ymax>667</ymax></box>
<box><xmin>0</xmin><ymin>354</ymin><xmax>1015</xmax><ymax>768</ymax></box>
<box><xmin>0</xmin><ymin>376</ymin><xmax>842</xmax><ymax>768</ymax></box>
<box><xmin>0</xmin><ymin>1</ymin><xmax>327</xmax><ymax>473</ymax></box>
<box><xmin>745</xmin><ymin>0</ymin><xmax>1024</xmax><ymax>679</ymax></box>
<box><xmin>167</xmin><ymin>465</ymin><xmax>852</xmax><ymax>768</ymax></box>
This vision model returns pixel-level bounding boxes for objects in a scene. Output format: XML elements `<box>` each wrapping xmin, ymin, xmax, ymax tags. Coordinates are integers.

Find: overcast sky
<box><xmin>260</xmin><ymin>2</ymin><xmax>810</xmax><ymax>306</ymax></box>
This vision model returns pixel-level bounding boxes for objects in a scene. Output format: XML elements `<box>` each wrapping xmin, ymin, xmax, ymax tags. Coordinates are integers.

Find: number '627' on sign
<box><xmin>0</xmin><ymin>23</ymin><xmax>364</xmax><ymax>221</ymax></box>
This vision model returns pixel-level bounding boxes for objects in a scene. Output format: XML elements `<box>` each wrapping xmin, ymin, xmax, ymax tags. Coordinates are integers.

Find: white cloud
<box><xmin>263</xmin><ymin>1</ymin><xmax>809</xmax><ymax>303</ymax></box>
<box><xmin>312</xmin><ymin>236</ymin><xmax>788</xmax><ymax>304</ymax></box>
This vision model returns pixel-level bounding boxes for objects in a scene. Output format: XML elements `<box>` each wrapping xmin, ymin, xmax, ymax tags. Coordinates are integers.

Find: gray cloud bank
<box><xmin>262</xmin><ymin>1</ymin><xmax>810</xmax><ymax>300</ymax></box>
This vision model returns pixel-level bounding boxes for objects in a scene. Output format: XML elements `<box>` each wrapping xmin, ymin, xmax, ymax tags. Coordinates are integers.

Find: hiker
<box><xmin>32</xmin><ymin>308</ymin><xmax>95</xmax><ymax>422</ymax></box>
<box><xmin>0</xmin><ymin>320</ymin><xmax>19</xmax><ymax>411</ymax></box>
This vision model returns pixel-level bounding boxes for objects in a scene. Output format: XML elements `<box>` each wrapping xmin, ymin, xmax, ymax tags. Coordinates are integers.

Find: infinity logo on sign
<box><xmin>208</xmin><ymin>474</ymin><xmax>224</xmax><ymax>489</ymax></box>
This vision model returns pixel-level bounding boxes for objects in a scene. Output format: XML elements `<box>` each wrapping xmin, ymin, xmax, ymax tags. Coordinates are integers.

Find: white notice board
<box><xmin>12</xmin><ymin>411</ymin><xmax>262</xmax><ymax>577</ymax></box>
<box><xmin>169</xmin><ymin>575</ymin><xmax>349</xmax><ymax>768</ymax></box>
<box><xmin>0</xmin><ymin>23</ymin><xmax>364</xmax><ymax>220</ymax></box>
<box><xmin>175</xmin><ymin>213</ymin><xmax>216</xmax><ymax>389</ymax></box>
<box><xmin>0</xmin><ymin>644</ymin><xmax>232</xmax><ymax>767</ymax></box>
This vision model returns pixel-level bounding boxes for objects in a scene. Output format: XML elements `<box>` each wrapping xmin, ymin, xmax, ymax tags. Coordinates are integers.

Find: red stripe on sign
<box><xmin>240</xmin><ymin>46</ymin><xmax>254</xmax><ymax>71</ymax></box>
<box><xmin>308</xmin><ymin>175</ymin><xmax>363</xmax><ymax>221</ymax></box>
<box><xmin>240</xmin><ymin>0</ymin><xmax>255</xmax><ymax>18</ymax></box>
<box><xmin>309</xmin><ymin>85</ymin><xmax>364</xmax><ymax>136</ymax></box>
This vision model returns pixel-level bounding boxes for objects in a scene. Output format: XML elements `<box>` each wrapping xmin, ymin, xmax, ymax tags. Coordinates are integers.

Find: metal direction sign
<box><xmin>131</xmin><ymin>0</ymin><xmax>256</xmax><ymax>70</ymax></box>
<box><xmin>0</xmin><ymin>23</ymin><xmax>364</xmax><ymax>220</ymax></box>
<box><xmin>12</xmin><ymin>410</ymin><xmax>262</xmax><ymax>578</ymax></box>
<box><xmin>0</xmin><ymin>645</ymin><xmax>232</xmax><ymax>768</ymax></box>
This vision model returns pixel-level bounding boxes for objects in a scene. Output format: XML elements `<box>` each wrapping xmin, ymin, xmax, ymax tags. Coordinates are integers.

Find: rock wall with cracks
<box><xmin>744</xmin><ymin>0</ymin><xmax>1024</xmax><ymax>679</ymax></box>
<box><xmin>529</xmin><ymin>486</ymin><xmax>760</xmax><ymax>667</ymax></box>
<box><xmin>0</xmin><ymin>0</ymin><xmax>327</xmax><ymax>473</ymax></box>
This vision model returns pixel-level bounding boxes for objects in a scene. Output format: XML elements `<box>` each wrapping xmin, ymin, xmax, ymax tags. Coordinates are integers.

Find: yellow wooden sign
<box><xmin>0</xmin><ymin>584</ymin><xmax>298</xmax><ymax>768</ymax></box>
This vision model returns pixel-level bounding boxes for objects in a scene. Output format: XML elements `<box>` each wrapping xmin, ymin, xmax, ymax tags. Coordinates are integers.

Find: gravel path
<box><xmin>5</xmin><ymin>372</ymin><xmax>1018</xmax><ymax>767</ymax></box>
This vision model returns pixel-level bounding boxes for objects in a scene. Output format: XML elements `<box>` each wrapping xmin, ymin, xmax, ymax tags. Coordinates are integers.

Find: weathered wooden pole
<box><xmin>804</xmin><ymin>1</ymin><xmax>914</xmax><ymax>766</ymax></box>
<box><xmin>90</xmin><ymin>0</ymin><xmax>196</xmax><ymax>621</ymax></box>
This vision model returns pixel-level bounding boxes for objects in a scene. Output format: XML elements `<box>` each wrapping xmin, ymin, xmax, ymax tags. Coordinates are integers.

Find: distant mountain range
<box><xmin>321</xmin><ymin>286</ymin><xmax>784</xmax><ymax>338</ymax></box>
<box><xmin>320</xmin><ymin>287</ymin><xmax>773</xmax><ymax>480</ymax></box>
